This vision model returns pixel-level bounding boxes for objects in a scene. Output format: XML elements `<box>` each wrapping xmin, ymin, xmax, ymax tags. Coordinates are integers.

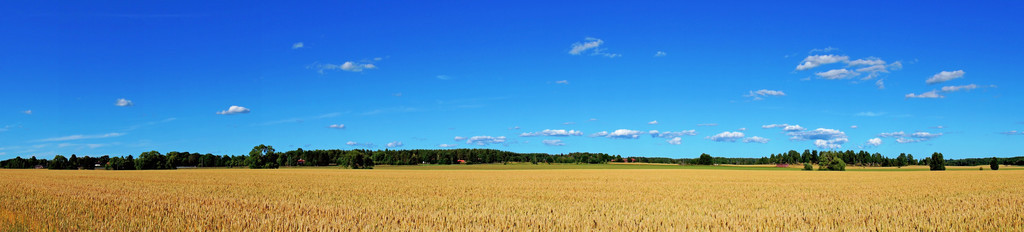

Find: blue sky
<box><xmin>2</xmin><ymin>1</ymin><xmax>1023</xmax><ymax>159</ymax></box>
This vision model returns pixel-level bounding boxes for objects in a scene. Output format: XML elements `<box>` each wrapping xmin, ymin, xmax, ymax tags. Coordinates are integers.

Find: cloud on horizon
<box><xmin>542</xmin><ymin>139</ymin><xmax>565</xmax><ymax>146</ymax></box>
<box><xmin>34</xmin><ymin>132</ymin><xmax>126</xmax><ymax>142</ymax></box>
<box><xmin>591</xmin><ymin>129</ymin><xmax>645</xmax><ymax>139</ymax></box>
<box><xmin>520</xmin><ymin>129</ymin><xmax>583</xmax><ymax>137</ymax></box>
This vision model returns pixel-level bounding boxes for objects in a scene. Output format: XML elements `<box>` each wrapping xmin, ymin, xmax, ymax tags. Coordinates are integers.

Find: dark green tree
<box><xmin>696</xmin><ymin>153</ymin><xmax>714</xmax><ymax>165</ymax></box>
<box><xmin>990</xmin><ymin>157</ymin><xmax>999</xmax><ymax>170</ymax></box>
<box><xmin>929</xmin><ymin>152</ymin><xmax>945</xmax><ymax>171</ymax></box>
<box><xmin>818</xmin><ymin>152</ymin><xmax>846</xmax><ymax>171</ymax></box>
<box><xmin>895</xmin><ymin>153</ymin><xmax>908</xmax><ymax>168</ymax></box>
<box><xmin>339</xmin><ymin>150</ymin><xmax>374</xmax><ymax>169</ymax></box>
<box><xmin>50</xmin><ymin>155</ymin><xmax>68</xmax><ymax>170</ymax></box>
<box><xmin>68</xmin><ymin>154</ymin><xmax>80</xmax><ymax>170</ymax></box>
<box><xmin>135</xmin><ymin>151</ymin><xmax>173</xmax><ymax>170</ymax></box>
<box><xmin>247</xmin><ymin>144</ymin><xmax>278</xmax><ymax>169</ymax></box>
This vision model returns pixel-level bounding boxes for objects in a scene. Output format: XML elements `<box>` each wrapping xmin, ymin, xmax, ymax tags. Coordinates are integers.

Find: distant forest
<box><xmin>2</xmin><ymin>144</ymin><xmax>1022</xmax><ymax>170</ymax></box>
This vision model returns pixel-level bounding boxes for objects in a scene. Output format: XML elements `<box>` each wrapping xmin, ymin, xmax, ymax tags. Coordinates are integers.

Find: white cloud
<box><xmin>346</xmin><ymin>141</ymin><xmax>374</xmax><ymax>148</ymax></box>
<box><xmin>292</xmin><ymin>42</ymin><xmax>304</xmax><ymax>49</ymax></box>
<box><xmin>745</xmin><ymin>89</ymin><xmax>786</xmax><ymax>100</ymax></box>
<box><xmin>884</xmin><ymin>131</ymin><xmax>942</xmax><ymax>143</ymax></box>
<box><xmin>809</xmin><ymin>47</ymin><xmax>838</xmax><ymax>53</ymax></box>
<box><xmin>796</xmin><ymin>55</ymin><xmax>849</xmax><ymax>71</ymax></box>
<box><xmin>788</xmin><ymin>128</ymin><xmax>848</xmax><ymax>149</ymax></box>
<box><xmin>910</xmin><ymin>131</ymin><xmax>942</xmax><ymax>138</ymax></box>
<box><xmin>743</xmin><ymin>136</ymin><xmax>769</xmax><ymax>143</ymax></box>
<box><xmin>555</xmin><ymin>80</ymin><xmax>569</xmax><ymax>84</ymax></box>
<box><xmin>654</xmin><ymin>51</ymin><xmax>667</xmax><ymax>57</ymax></box>
<box><xmin>115</xmin><ymin>98</ymin><xmax>133</xmax><ymax>107</ymax></box>
<box><xmin>999</xmin><ymin>130</ymin><xmax>1020</xmax><ymax>135</ymax></box>
<box><xmin>854</xmin><ymin>64</ymin><xmax>887</xmax><ymax>73</ymax></box>
<box><xmin>762</xmin><ymin>124</ymin><xmax>790</xmax><ymax>129</ymax></box>
<box><xmin>436</xmin><ymin>75</ymin><xmax>451</xmax><ymax>80</ymax></box>
<box><xmin>737</xmin><ymin>128</ymin><xmax>747</xmax><ymax>131</ymax></box>
<box><xmin>815</xmin><ymin>69</ymin><xmax>858</xmax><ymax>80</ymax></box>
<box><xmin>926</xmin><ymin>70</ymin><xmax>965</xmax><ymax>84</ymax></box>
<box><xmin>855</xmin><ymin>112</ymin><xmax>885</xmax><ymax>117</ymax></box>
<box><xmin>697</xmin><ymin>123</ymin><xmax>718</xmax><ymax>127</ymax></box>
<box><xmin>941</xmin><ymin>84</ymin><xmax>978</xmax><ymax>92</ymax></box>
<box><xmin>850</xmin><ymin>125</ymin><xmax>859</xmax><ymax>129</ymax></box>
<box><xmin>905</xmin><ymin>90</ymin><xmax>944</xmax><ymax>99</ymax></box>
<box><xmin>865</xmin><ymin>138</ymin><xmax>882</xmax><ymax>147</ymax></box>
<box><xmin>591</xmin><ymin>129</ymin><xmax>645</xmax><ymax>139</ymax></box>
<box><xmin>783</xmin><ymin>125</ymin><xmax>806</xmax><ymax>132</ymax></box>
<box><xmin>848</xmin><ymin>58</ymin><xmax>886</xmax><ymax>66</ymax></box>
<box><xmin>649</xmin><ymin>130</ymin><xmax>697</xmax><ymax>138</ymax></box>
<box><xmin>542</xmin><ymin>139</ymin><xmax>565</xmax><ymax>146</ymax></box>
<box><xmin>35</xmin><ymin>132</ymin><xmax>126</xmax><ymax>142</ymax></box>
<box><xmin>386</xmin><ymin>141</ymin><xmax>403</xmax><ymax>148</ymax></box>
<box><xmin>58</xmin><ymin>143</ymin><xmax>111</xmax><ymax>149</ymax></box>
<box><xmin>648</xmin><ymin>120</ymin><xmax>659</xmax><ymax>125</ymax></box>
<box><xmin>875</xmin><ymin>79</ymin><xmax>885</xmax><ymax>89</ymax></box>
<box><xmin>438</xmin><ymin>144</ymin><xmax>458</xmax><ymax>148</ymax></box>
<box><xmin>562</xmin><ymin>122</ymin><xmax>576</xmax><ymax>125</ymax></box>
<box><xmin>896</xmin><ymin>137</ymin><xmax>935</xmax><ymax>144</ymax></box>
<box><xmin>666</xmin><ymin>137</ymin><xmax>682</xmax><ymax>145</ymax></box>
<box><xmin>569</xmin><ymin>37</ymin><xmax>602</xmax><ymax>55</ymax></box>
<box><xmin>453</xmin><ymin>136</ymin><xmax>467</xmax><ymax>141</ymax></box>
<box><xmin>328</xmin><ymin>124</ymin><xmax>345</xmax><ymax>129</ymax></box>
<box><xmin>568</xmin><ymin>37</ymin><xmax>619</xmax><ymax>58</ymax></box>
<box><xmin>216</xmin><ymin>105</ymin><xmax>251</xmax><ymax>115</ymax></box>
<box><xmin>813</xmin><ymin>139</ymin><xmax>845</xmax><ymax>149</ymax></box>
<box><xmin>23</xmin><ymin>110</ymin><xmax>32</xmax><ymax>115</ymax></box>
<box><xmin>255</xmin><ymin>112</ymin><xmax>341</xmax><ymax>126</ymax></box>
<box><xmin>889</xmin><ymin>61</ymin><xmax>903</xmax><ymax>70</ymax></box>
<box><xmin>707</xmin><ymin>131</ymin><xmax>744</xmax><ymax>142</ymax></box>
<box><xmin>520</xmin><ymin>129</ymin><xmax>583</xmax><ymax>137</ymax></box>
<box><xmin>313</xmin><ymin>61</ymin><xmax>378</xmax><ymax>73</ymax></box>
<box><xmin>466</xmin><ymin>136</ymin><xmax>507</xmax><ymax>145</ymax></box>
<box><xmin>878</xmin><ymin>131</ymin><xmax>905</xmax><ymax>137</ymax></box>
<box><xmin>751</xmin><ymin>89</ymin><xmax>785</xmax><ymax>96</ymax></box>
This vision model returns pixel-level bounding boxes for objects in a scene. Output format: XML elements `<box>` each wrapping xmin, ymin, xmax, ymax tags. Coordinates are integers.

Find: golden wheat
<box><xmin>1</xmin><ymin>168</ymin><xmax>1022</xmax><ymax>231</ymax></box>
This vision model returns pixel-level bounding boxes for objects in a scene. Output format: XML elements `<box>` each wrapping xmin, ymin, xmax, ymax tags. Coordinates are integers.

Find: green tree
<box><xmin>68</xmin><ymin>154</ymin><xmax>80</xmax><ymax>170</ymax></box>
<box><xmin>817</xmin><ymin>152</ymin><xmax>846</xmax><ymax>171</ymax></box>
<box><xmin>895</xmin><ymin>153</ymin><xmax>908</xmax><ymax>168</ymax></box>
<box><xmin>49</xmin><ymin>155</ymin><xmax>68</xmax><ymax>170</ymax></box>
<box><xmin>696</xmin><ymin>153</ymin><xmax>714</xmax><ymax>165</ymax></box>
<box><xmin>247</xmin><ymin>144</ymin><xmax>278</xmax><ymax>169</ymax></box>
<box><xmin>802</xmin><ymin>163</ymin><xmax>813</xmax><ymax>171</ymax></box>
<box><xmin>135</xmin><ymin>150</ymin><xmax>174</xmax><ymax>170</ymax></box>
<box><xmin>929</xmin><ymin>152</ymin><xmax>945</xmax><ymax>171</ymax></box>
<box><xmin>990</xmin><ymin>157</ymin><xmax>1000</xmax><ymax>170</ymax></box>
<box><xmin>339</xmin><ymin>150</ymin><xmax>374</xmax><ymax>169</ymax></box>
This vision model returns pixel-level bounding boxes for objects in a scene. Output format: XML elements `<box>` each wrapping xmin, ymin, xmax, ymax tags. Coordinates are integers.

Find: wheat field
<box><xmin>2</xmin><ymin>168</ymin><xmax>1022</xmax><ymax>231</ymax></box>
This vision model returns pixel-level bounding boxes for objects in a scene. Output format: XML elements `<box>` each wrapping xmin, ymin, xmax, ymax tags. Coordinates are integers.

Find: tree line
<box><xmin>0</xmin><ymin>144</ymin><xmax>614</xmax><ymax>170</ymax></box>
<box><xmin>1</xmin><ymin>145</ymin><xmax>1021</xmax><ymax>170</ymax></box>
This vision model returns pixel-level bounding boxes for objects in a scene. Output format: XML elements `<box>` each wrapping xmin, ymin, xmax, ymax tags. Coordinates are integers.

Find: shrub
<box><xmin>803</xmin><ymin>163</ymin><xmax>813</xmax><ymax>171</ymax></box>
